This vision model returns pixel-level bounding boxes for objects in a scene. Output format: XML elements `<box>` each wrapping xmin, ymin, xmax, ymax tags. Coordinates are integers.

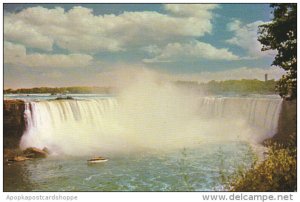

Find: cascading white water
<box><xmin>197</xmin><ymin>97</ymin><xmax>282</xmax><ymax>136</ymax></box>
<box><xmin>20</xmin><ymin>96</ymin><xmax>282</xmax><ymax>156</ymax></box>
<box><xmin>20</xmin><ymin>99</ymin><xmax>122</xmax><ymax>155</ymax></box>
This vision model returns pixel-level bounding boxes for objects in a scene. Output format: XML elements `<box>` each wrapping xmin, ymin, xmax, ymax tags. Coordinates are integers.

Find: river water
<box><xmin>4</xmin><ymin>94</ymin><xmax>282</xmax><ymax>191</ymax></box>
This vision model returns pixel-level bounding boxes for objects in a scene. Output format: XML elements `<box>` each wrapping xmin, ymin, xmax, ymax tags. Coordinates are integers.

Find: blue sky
<box><xmin>4</xmin><ymin>3</ymin><xmax>285</xmax><ymax>88</ymax></box>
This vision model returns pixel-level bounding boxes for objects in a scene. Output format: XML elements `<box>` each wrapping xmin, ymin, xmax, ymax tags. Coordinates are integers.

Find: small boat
<box><xmin>87</xmin><ymin>156</ymin><xmax>108</xmax><ymax>164</ymax></box>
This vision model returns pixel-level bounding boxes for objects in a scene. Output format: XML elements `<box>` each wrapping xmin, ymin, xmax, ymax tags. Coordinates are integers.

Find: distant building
<box><xmin>265</xmin><ymin>74</ymin><xmax>268</xmax><ymax>82</ymax></box>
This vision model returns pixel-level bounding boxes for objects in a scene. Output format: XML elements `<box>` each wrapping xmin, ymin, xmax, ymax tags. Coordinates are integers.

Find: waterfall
<box><xmin>20</xmin><ymin>96</ymin><xmax>282</xmax><ymax>155</ymax></box>
<box><xmin>20</xmin><ymin>98</ymin><xmax>121</xmax><ymax>155</ymax></box>
<box><xmin>197</xmin><ymin>97</ymin><xmax>282</xmax><ymax>136</ymax></box>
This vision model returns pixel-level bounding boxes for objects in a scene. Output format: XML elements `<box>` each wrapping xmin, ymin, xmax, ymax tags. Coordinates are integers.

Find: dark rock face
<box><xmin>4</xmin><ymin>148</ymin><xmax>23</xmax><ymax>159</ymax></box>
<box><xmin>3</xmin><ymin>100</ymin><xmax>26</xmax><ymax>149</ymax></box>
<box><xmin>265</xmin><ymin>99</ymin><xmax>297</xmax><ymax>146</ymax></box>
<box><xmin>274</xmin><ymin>99</ymin><xmax>297</xmax><ymax>145</ymax></box>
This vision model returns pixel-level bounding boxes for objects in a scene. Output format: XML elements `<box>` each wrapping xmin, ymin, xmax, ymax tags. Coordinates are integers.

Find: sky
<box><xmin>3</xmin><ymin>3</ymin><xmax>286</xmax><ymax>89</ymax></box>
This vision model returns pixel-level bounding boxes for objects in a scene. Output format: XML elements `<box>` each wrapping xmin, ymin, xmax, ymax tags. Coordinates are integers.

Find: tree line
<box><xmin>5</xmin><ymin>80</ymin><xmax>278</xmax><ymax>95</ymax></box>
<box><xmin>4</xmin><ymin>86</ymin><xmax>112</xmax><ymax>94</ymax></box>
<box><xmin>176</xmin><ymin>79</ymin><xmax>277</xmax><ymax>95</ymax></box>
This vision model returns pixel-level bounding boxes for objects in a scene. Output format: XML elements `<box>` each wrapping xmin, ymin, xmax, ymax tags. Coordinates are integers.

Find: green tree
<box><xmin>258</xmin><ymin>4</ymin><xmax>297</xmax><ymax>100</ymax></box>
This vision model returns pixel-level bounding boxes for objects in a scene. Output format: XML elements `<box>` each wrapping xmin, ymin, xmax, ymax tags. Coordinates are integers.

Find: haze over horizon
<box><xmin>4</xmin><ymin>3</ymin><xmax>285</xmax><ymax>89</ymax></box>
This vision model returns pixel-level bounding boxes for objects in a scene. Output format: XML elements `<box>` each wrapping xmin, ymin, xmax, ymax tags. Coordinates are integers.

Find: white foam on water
<box><xmin>20</xmin><ymin>69</ymin><xmax>282</xmax><ymax>155</ymax></box>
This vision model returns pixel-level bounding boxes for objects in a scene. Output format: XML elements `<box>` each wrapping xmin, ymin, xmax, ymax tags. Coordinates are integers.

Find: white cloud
<box><xmin>4</xmin><ymin>5</ymin><xmax>218</xmax><ymax>53</ymax></box>
<box><xmin>141</xmin><ymin>45</ymin><xmax>162</xmax><ymax>55</ymax></box>
<box><xmin>165</xmin><ymin>4</ymin><xmax>218</xmax><ymax>18</ymax></box>
<box><xmin>143</xmin><ymin>40</ymin><xmax>240</xmax><ymax>63</ymax></box>
<box><xmin>226</xmin><ymin>20</ymin><xmax>276</xmax><ymax>58</ymax></box>
<box><xmin>4</xmin><ymin>41</ymin><xmax>93</xmax><ymax>68</ymax></box>
<box><xmin>4</xmin><ymin>16</ymin><xmax>54</xmax><ymax>51</ymax></box>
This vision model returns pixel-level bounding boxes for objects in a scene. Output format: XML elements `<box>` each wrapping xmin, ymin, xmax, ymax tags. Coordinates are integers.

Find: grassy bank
<box><xmin>228</xmin><ymin>141</ymin><xmax>296</xmax><ymax>191</ymax></box>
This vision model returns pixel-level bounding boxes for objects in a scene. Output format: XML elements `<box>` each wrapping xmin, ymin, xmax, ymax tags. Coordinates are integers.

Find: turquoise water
<box><xmin>4</xmin><ymin>141</ymin><xmax>256</xmax><ymax>191</ymax></box>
